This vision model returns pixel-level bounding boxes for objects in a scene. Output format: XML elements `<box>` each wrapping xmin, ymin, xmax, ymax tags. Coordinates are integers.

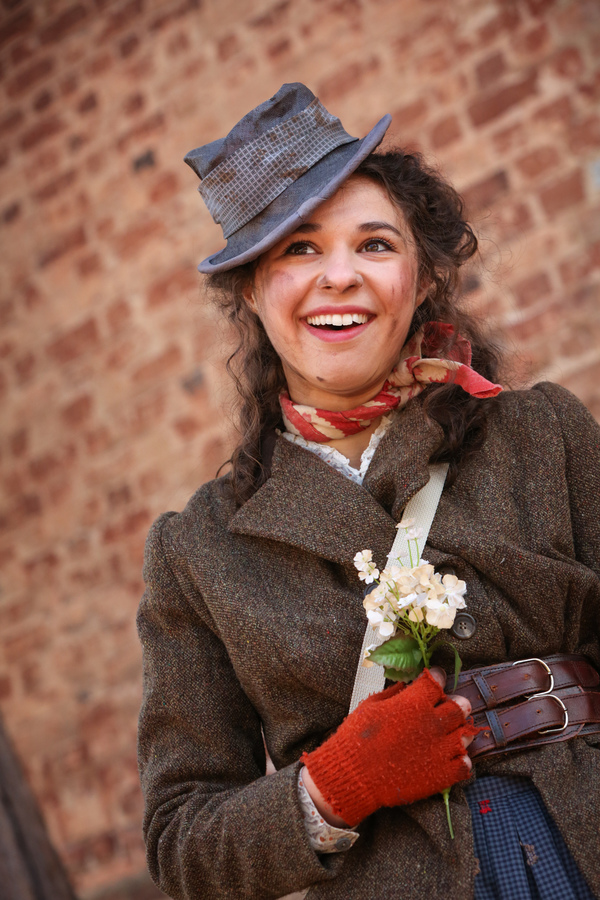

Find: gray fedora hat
<box><xmin>184</xmin><ymin>83</ymin><xmax>391</xmax><ymax>273</ymax></box>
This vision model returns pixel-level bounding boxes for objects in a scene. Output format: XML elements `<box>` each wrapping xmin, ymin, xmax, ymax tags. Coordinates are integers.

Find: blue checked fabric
<box><xmin>199</xmin><ymin>98</ymin><xmax>356</xmax><ymax>238</ymax></box>
<box><xmin>464</xmin><ymin>775</ymin><xmax>595</xmax><ymax>900</ymax></box>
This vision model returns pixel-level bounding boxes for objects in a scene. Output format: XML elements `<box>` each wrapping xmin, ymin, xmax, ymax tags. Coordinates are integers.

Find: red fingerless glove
<box><xmin>302</xmin><ymin>669</ymin><xmax>478</xmax><ymax>827</ymax></box>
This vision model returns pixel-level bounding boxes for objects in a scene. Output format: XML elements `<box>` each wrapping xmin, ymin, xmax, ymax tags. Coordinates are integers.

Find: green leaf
<box><xmin>429</xmin><ymin>638</ymin><xmax>463</xmax><ymax>692</ymax></box>
<box><xmin>384</xmin><ymin>659</ymin><xmax>425</xmax><ymax>683</ymax></box>
<box><xmin>368</xmin><ymin>634</ymin><xmax>424</xmax><ymax>678</ymax></box>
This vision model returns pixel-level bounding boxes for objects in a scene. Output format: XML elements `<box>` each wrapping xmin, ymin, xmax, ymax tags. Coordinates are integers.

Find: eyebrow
<box><xmin>291</xmin><ymin>221</ymin><xmax>405</xmax><ymax>237</ymax></box>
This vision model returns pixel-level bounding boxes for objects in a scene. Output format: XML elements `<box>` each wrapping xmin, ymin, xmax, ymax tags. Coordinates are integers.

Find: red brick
<box><xmin>29</xmin><ymin>444</ymin><xmax>76</xmax><ymax>480</ymax></box>
<box><xmin>430</xmin><ymin>114</ymin><xmax>461</xmax><ymax>149</ymax></box>
<box><xmin>38</xmin><ymin>225</ymin><xmax>87</xmax><ymax>268</ymax></box>
<box><xmin>533</xmin><ymin>95</ymin><xmax>574</xmax><ymax>127</ymax></box>
<box><xmin>106</xmin><ymin>299</ymin><xmax>131</xmax><ymax>334</ymax></box>
<box><xmin>77</xmin><ymin>253</ymin><xmax>102</xmax><ymax>277</ymax></box>
<box><xmin>0</xmin><ymin>147</ymin><xmax>10</xmax><ymax>169</ymax></box>
<box><xmin>462</xmin><ymin>170</ymin><xmax>509</xmax><ymax>213</ymax></box>
<box><xmin>490</xmin><ymin>200</ymin><xmax>535</xmax><ymax>242</ymax></box>
<box><xmin>146</xmin><ymin>267</ymin><xmax>197</xmax><ymax>309</ymax></box>
<box><xmin>149</xmin><ymin>171</ymin><xmax>179</xmax><ymax>203</ymax></box>
<box><xmin>392</xmin><ymin>97</ymin><xmax>429</xmax><ymax>129</ymax></box>
<box><xmin>514</xmin><ymin>23</ymin><xmax>550</xmax><ymax>57</ymax></box>
<box><xmin>569</xmin><ymin>116</ymin><xmax>600</xmax><ymax>153</ymax></box>
<box><xmin>6</xmin><ymin>56</ymin><xmax>55</xmax><ymax>97</ymax></box>
<box><xmin>99</xmin><ymin>0</ymin><xmax>145</xmax><ymax>41</ymax></box>
<box><xmin>524</xmin><ymin>0</ymin><xmax>556</xmax><ymax>14</ymax></box>
<box><xmin>551</xmin><ymin>47</ymin><xmax>584</xmax><ymax>79</ymax></box>
<box><xmin>0</xmin><ymin>676</ymin><xmax>12</xmax><ymax>701</ymax></box>
<box><xmin>218</xmin><ymin>33</ymin><xmax>240</xmax><ymax>61</ymax></box>
<box><xmin>512</xmin><ymin>271</ymin><xmax>552</xmax><ymax>308</ymax></box>
<box><xmin>132</xmin><ymin>345</ymin><xmax>182</xmax><ymax>382</ymax></box>
<box><xmin>318</xmin><ymin>57</ymin><xmax>380</xmax><ymax>104</ymax></box>
<box><xmin>475</xmin><ymin>51</ymin><xmax>507</xmax><ymax>90</ymax></box>
<box><xmin>477</xmin><ymin>4</ymin><xmax>522</xmax><ymax>44</ymax></box>
<box><xmin>78</xmin><ymin>92</ymin><xmax>98</xmax><ymax>114</ymax></box>
<box><xmin>47</xmin><ymin>318</ymin><xmax>99</xmax><ymax>363</ymax></box>
<box><xmin>0</xmin><ymin>10</ymin><xmax>34</xmax><ymax>49</ymax></box>
<box><xmin>173</xmin><ymin>417</ymin><xmax>202</xmax><ymax>439</ymax></box>
<box><xmin>14</xmin><ymin>352</ymin><xmax>36</xmax><ymax>384</ymax></box>
<box><xmin>469</xmin><ymin>73</ymin><xmax>538</xmax><ymax>127</ymax></box>
<box><xmin>267</xmin><ymin>38</ymin><xmax>291</xmax><ymax>60</ymax></box>
<box><xmin>249</xmin><ymin>1</ymin><xmax>292</xmax><ymax>29</ymax></box>
<box><xmin>0</xmin><ymin>108</ymin><xmax>24</xmax><ymax>134</ymax></box>
<box><xmin>515</xmin><ymin>146</ymin><xmax>560</xmax><ymax>180</ymax></box>
<box><xmin>10</xmin><ymin>428</ymin><xmax>28</xmax><ymax>457</ymax></box>
<box><xmin>123</xmin><ymin>93</ymin><xmax>145</xmax><ymax>115</ymax></box>
<box><xmin>19</xmin><ymin>115</ymin><xmax>65</xmax><ymax>151</ymax></box>
<box><xmin>119</xmin><ymin>33</ymin><xmax>140</xmax><ymax>57</ymax></box>
<box><xmin>34</xmin><ymin>169</ymin><xmax>78</xmax><ymax>203</ymax></box>
<box><xmin>102</xmin><ymin>509</ymin><xmax>150</xmax><ymax>543</ymax></box>
<box><xmin>539</xmin><ymin>169</ymin><xmax>585</xmax><ymax>216</ymax></box>
<box><xmin>39</xmin><ymin>4</ymin><xmax>89</xmax><ymax>44</ymax></box>
<box><xmin>2</xmin><ymin>202</ymin><xmax>21</xmax><ymax>225</ymax></box>
<box><xmin>33</xmin><ymin>89</ymin><xmax>54</xmax><ymax>112</ymax></box>
<box><xmin>116</xmin><ymin>112</ymin><xmax>165</xmax><ymax>153</ymax></box>
<box><xmin>61</xmin><ymin>394</ymin><xmax>93</xmax><ymax>427</ymax></box>
<box><xmin>149</xmin><ymin>0</ymin><xmax>203</xmax><ymax>31</ymax></box>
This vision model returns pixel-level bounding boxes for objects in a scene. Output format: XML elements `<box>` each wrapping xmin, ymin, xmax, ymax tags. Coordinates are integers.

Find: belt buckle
<box><xmin>512</xmin><ymin>658</ymin><xmax>569</xmax><ymax>734</ymax></box>
<box><xmin>511</xmin><ymin>657</ymin><xmax>554</xmax><ymax>698</ymax></box>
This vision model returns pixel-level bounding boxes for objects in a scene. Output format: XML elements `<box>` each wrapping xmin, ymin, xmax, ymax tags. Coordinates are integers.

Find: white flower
<box><xmin>358</xmin><ymin>566</ymin><xmax>379</xmax><ymax>584</ymax></box>
<box><xmin>396</xmin><ymin>516</ymin><xmax>415</xmax><ymax>529</ymax></box>
<box><xmin>442</xmin><ymin>574</ymin><xmax>467</xmax><ymax>607</ymax></box>
<box><xmin>407</xmin><ymin>526</ymin><xmax>424</xmax><ymax>540</ymax></box>
<box><xmin>408</xmin><ymin>606</ymin><xmax>424</xmax><ymax>623</ymax></box>
<box><xmin>366</xmin><ymin>609</ymin><xmax>384</xmax><ymax>625</ymax></box>
<box><xmin>379</xmin><ymin>620</ymin><xmax>395</xmax><ymax>637</ymax></box>
<box><xmin>424</xmin><ymin>600</ymin><xmax>457</xmax><ymax>629</ymax></box>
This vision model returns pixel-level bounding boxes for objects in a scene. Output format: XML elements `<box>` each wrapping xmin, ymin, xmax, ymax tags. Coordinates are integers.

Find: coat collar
<box><xmin>228</xmin><ymin>399</ymin><xmax>444</xmax><ymax>566</ymax></box>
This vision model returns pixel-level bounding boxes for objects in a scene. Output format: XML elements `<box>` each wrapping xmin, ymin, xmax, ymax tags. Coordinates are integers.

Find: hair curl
<box><xmin>207</xmin><ymin>149</ymin><xmax>502</xmax><ymax>506</ymax></box>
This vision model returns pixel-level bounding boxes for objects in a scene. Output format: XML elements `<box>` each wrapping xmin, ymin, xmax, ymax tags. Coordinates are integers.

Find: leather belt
<box><xmin>446</xmin><ymin>654</ymin><xmax>600</xmax><ymax>759</ymax></box>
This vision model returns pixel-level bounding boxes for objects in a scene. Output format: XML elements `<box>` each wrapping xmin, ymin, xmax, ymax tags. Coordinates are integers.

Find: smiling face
<box><xmin>245</xmin><ymin>176</ymin><xmax>428</xmax><ymax>411</ymax></box>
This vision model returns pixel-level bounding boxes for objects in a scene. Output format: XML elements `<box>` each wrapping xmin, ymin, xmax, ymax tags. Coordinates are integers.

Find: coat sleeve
<box><xmin>534</xmin><ymin>383</ymin><xmax>600</xmax><ymax>576</ymax></box>
<box><xmin>137</xmin><ymin>513</ymin><xmax>345</xmax><ymax>900</ymax></box>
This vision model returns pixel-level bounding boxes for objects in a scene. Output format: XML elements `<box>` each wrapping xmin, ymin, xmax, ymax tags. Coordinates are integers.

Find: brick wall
<box><xmin>0</xmin><ymin>0</ymin><xmax>599</xmax><ymax>896</ymax></box>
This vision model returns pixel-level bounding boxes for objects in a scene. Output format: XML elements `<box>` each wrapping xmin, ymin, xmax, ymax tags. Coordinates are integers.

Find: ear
<box><xmin>415</xmin><ymin>277</ymin><xmax>430</xmax><ymax>308</ymax></box>
<box><xmin>242</xmin><ymin>283</ymin><xmax>259</xmax><ymax>314</ymax></box>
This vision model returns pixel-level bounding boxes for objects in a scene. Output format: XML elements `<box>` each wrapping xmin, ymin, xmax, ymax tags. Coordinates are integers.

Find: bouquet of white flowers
<box><xmin>354</xmin><ymin>517</ymin><xmax>467</xmax><ymax>687</ymax></box>
<box><xmin>354</xmin><ymin>517</ymin><xmax>470</xmax><ymax>838</ymax></box>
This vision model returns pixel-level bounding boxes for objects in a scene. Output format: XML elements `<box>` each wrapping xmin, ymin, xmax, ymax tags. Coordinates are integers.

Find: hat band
<box><xmin>199</xmin><ymin>97</ymin><xmax>357</xmax><ymax>239</ymax></box>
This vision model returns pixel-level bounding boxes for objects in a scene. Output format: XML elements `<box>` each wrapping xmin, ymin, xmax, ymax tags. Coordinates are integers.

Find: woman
<box><xmin>137</xmin><ymin>84</ymin><xmax>600</xmax><ymax>900</ymax></box>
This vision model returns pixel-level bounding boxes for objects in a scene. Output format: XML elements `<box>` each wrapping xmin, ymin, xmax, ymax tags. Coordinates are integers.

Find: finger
<box><xmin>462</xmin><ymin>733</ymin><xmax>475</xmax><ymax>749</ymax></box>
<box><xmin>463</xmin><ymin>754</ymin><xmax>472</xmax><ymax>772</ymax></box>
<box><xmin>429</xmin><ymin>666</ymin><xmax>446</xmax><ymax>688</ymax></box>
<box><xmin>450</xmin><ymin>694</ymin><xmax>472</xmax><ymax>718</ymax></box>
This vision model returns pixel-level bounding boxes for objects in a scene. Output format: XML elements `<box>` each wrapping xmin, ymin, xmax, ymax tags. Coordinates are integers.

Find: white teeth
<box><xmin>306</xmin><ymin>313</ymin><xmax>369</xmax><ymax>327</ymax></box>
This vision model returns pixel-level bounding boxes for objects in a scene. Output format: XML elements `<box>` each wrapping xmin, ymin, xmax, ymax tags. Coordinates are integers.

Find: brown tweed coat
<box><xmin>137</xmin><ymin>382</ymin><xmax>600</xmax><ymax>900</ymax></box>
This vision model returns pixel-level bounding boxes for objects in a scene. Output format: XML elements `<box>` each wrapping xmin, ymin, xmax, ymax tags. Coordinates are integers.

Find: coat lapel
<box><xmin>229</xmin><ymin>400</ymin><xmax>444</xmax><ymax>567</ymax></box>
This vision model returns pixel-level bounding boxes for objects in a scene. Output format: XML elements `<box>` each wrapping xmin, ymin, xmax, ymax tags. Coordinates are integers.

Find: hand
<box><xmin>302</xmin><ymin>668</ymin><xmax>477</xmax><ymax>827</ymax></box>
<box><xmin>429</xmin><ymin>666</ymin><xmax>474</xmax><ymax>769</ymax></box>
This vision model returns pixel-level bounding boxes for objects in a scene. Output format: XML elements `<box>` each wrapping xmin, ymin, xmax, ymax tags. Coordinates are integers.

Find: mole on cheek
<box><xmin>316</xmin><ymin>376</ymin><xmax>325</xmax><ymax>382</ymax></box>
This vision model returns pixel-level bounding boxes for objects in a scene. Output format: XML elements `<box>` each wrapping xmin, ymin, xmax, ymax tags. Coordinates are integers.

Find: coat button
<box><xmin>335</xmin><ymin>837</ymin><xmax>352</xmax><ymax>851</ymax></box>
<box><xmin>451</xmin><ymin>612</ymin><xmax>477</xmax><ymax>639</ymax></box>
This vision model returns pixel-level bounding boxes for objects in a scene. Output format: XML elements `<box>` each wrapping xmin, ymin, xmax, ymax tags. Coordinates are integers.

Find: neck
<box><xmin>323</xmin><ymin>417</ymin><xmax>383</xmax><ymax>468</ymax></box>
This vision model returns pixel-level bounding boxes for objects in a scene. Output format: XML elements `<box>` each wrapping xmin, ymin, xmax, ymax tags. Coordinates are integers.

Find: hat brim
<box><xmin>198</xmin><ymin>114</ymin><xmax>392</xmax><ymax>274</ymax></box>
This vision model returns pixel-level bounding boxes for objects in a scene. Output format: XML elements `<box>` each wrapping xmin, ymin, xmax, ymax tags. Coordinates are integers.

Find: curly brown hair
<box><xmin>207</xmin><ymin>148</ymin><xmax>502</xmax><ymax>506</ymax></box>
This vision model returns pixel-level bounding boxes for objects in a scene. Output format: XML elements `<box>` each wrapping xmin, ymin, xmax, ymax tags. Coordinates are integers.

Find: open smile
<box><xmin>302</xmin><ymin>312</ymin><xmax>373</xmax><ymax>342</ymax></box>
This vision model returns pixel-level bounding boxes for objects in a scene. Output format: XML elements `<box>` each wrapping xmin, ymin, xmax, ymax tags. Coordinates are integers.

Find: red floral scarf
<box><xmin>280</xmin><ymin>321</ymin><xmax>502</xmax><ymax>443</ymax></box>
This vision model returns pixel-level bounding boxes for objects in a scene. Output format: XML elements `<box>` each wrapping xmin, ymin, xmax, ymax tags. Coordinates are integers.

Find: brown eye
<box><xmin>363</xmin><ymin>239</ymin><xmax>393</xmax><ymax>252</ymax></box>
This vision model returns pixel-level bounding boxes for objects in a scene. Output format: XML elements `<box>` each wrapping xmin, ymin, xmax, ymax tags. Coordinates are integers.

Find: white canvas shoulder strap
<box><xmin>349</xmin><ymin>463</ymin><xmax>449</xmax><ymax>713</ymax></box>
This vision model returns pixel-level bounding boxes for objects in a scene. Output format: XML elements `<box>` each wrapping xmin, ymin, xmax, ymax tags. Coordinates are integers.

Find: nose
<box><xmin>316</xmin><ymin>248</ymin><xmax>363</xmax><ymax>292</ymax></box>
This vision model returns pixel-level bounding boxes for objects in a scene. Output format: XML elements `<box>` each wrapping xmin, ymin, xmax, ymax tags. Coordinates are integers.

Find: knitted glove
<box><xmin>302</xmin><ymin>669</ymin><xmax>477</xmax><ymax>827</ymax></box>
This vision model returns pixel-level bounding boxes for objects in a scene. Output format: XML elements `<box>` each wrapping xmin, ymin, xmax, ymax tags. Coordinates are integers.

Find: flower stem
<box><xmin>442</xmin><ymin>788</ymin><xmax>454</xmax><ymax>839</ymax></box>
